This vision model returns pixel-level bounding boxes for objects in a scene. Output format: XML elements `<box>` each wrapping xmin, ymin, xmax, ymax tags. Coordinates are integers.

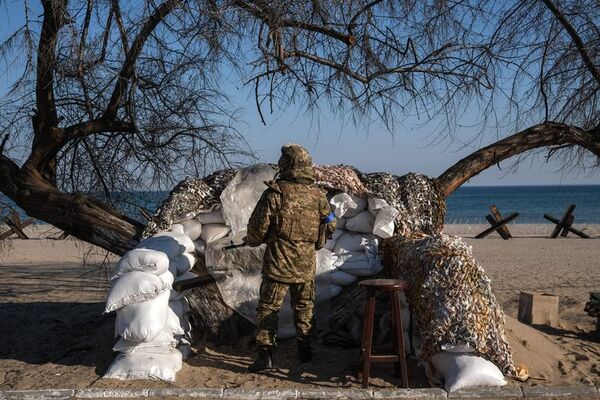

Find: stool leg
<box><xmin>392</xmin><ymin>290</ymin><xmax>409</xmax><ymax>388</ymax></box>
<box><xmin>361</xmin><ymin>288</ymin><xmax>376</xmax><ymax>388</ymax></box>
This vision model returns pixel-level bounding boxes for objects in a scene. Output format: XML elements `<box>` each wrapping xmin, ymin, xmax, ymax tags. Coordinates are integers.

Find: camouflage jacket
<box><xmin>247</xmin><ymin>178</ymin><xmax>335</xmax><ymax>283</ymax></box>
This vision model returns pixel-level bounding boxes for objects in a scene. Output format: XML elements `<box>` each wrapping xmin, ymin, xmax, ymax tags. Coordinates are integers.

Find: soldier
<box><xmin>246</xmin><ymin>143</ymin><xmax>336</xmax><ymax>373</ymax></box>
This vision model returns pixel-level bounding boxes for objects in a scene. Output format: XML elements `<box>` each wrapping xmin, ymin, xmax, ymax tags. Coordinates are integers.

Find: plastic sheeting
<box><xmin>204</xmin><ymin>238</ymin><xmax>337</xmax><ymax>339</ymax></box>
<box><xmin>219</xmin><ymin>164</ymin><xmax>277</xmax><ymax>242</ymax></box>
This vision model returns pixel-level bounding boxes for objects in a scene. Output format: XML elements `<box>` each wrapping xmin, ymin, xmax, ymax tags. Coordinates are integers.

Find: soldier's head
<box><xmin>278</xmin><ymin>143</ymin><xmax>315</xmax><ymax>183</ymax></box>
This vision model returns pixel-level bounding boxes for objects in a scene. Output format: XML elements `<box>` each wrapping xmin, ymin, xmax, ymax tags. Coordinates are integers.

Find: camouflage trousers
<box><xmin>255</xmin><ymin>275</ymin><xmax>315</xmax><ymax>347</ymax></box>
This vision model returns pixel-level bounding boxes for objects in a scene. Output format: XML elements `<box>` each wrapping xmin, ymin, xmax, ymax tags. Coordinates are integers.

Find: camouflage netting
<box><xmin>142</xmin><ymin>164</ymin><xmax>514</xmax><ymax>376</ymax></box>
<box><xmin>383</xmin><ymin>233</ymin><xmax>515</xmax><ymax>375</ymax></box>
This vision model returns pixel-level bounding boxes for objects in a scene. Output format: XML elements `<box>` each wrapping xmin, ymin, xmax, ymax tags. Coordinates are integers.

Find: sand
<box><xmin>0</xmin><ymin>224</ymin><xmax>598</xmax><ymax>390</ymax></box>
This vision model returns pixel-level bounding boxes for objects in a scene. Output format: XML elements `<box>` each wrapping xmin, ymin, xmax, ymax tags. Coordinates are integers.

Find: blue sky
<box><xmin>1</xmin><ymin>2</ymin><xmax>598</xmax><ymax>187</ymax></box>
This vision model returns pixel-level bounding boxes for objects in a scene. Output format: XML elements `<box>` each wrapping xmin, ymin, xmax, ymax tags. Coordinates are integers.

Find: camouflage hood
<box><xmin>277</xmin><ymin>143</ymin><xmax>315</xmax><ymax>184</ymax></box>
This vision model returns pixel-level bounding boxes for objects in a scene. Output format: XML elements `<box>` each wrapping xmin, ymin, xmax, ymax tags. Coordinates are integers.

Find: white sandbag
<box><xmin>115</xmin><ymin>290</ymin><xmax>170</xmax><ymax>342</ymax></box>
<box><xmin>334</xmin><ymin>252</ymin><xmax>383</xmax><ymax>277</ymax></box>
<box><xmin>137</xmin><ymin>236</ymin><xmax>185</xmax><ymax>259</ymax></box>
<box><xmin>220</xmin><ymin>164</ymin><xmax>278</xmax><ymax>240</ymax></box>
<box><xmin>333</xmin><ymin>232</ymin><xmax>376</xmax><ymax>254</ymax></box>
<box><xmin>158</xmin><ymin>271</ymin><xmax>174</xmax><ymax>287</ymax></box>
<box><xmin>324</xmin><ymin>229</ymin><xmax>345</xmax><ymax>251</ymax></box>
<box><xmin>111</xmin><ymin>249</ymin><xmax>169</xmax><ymax>280</ymax></box>
<box><xmin>316</xmin><ymin>248</ymin><xmax>334</xmax><ymax>275</ymax></box>
<box><xmin>373</xmin><ymin>205</ymin><xmax>398</xmax><ymax>239</ymax></box>
<box><xmin>165</xmin><ymin>307</ymin><xmax>185</xmax><ymax>335</ymax></box>
<box><xmin>179</xmin><ymin>219</ymin><xmax>203</xmax><ymax>241</ymax></box>
<box><xmin>200</xmin><ymin>223</ymin><xmax>231</xmax><ymax>244</ymax></box>
<box><xmin>113</xmin><ymin>330</ymin><xmax>178</xmax><ymax>353</ymax></box>
<box><xmin>103</xmin><ymin>348</ymin><xmax>183</xmax><ymax>382</ymax></box>
<box><xmin>336</xmin><ymin>217</ymin><xmax>347</xmax><ymax>230</ymax></box>
<box><xmin>154</xmin><ymin>231</ymin><xmax>195</xmax><ymax>253</ymax></box>
<box><xmin>329</xmin><ymin>269</ymin><xmax>358</xmax><ymax>286</ymax></box>
<box><xmin>330</xmin><ymin>193</ymin><xmax>357</xmax><ymax>218</ymax></box>
<box><xmin>194</xmin><ymin>239</ymin><xmax>206</xmax><ymax>255</ymax></box>
<box><xmin>169</xmin><ymin>253</ymin><xmax>196</xmax><ymax>275</ymax></box>
<box><xmin>170</xmin><ymin>224</ymin><xmax>185</xmax><ymax>234</ymax></box>
<box><xmin>345</xmin><ymin>210</ymin><xmax>376</xmax><ymax>234</ymax></box>
<box><xmin>368</xmin><ymin>197</ymin><xmax>389</xmax><ymax>214</ymax></box>
<box><xmin>196</xmin><ymin>209</ymin><xmax>225</xmax><ymax>225</ymax></box>
<box><xmin>431</xmin><ymin>352</ymin><xmax>507</xmax><ymax>392</ymax></box>
<box><xmin>105</xmin><ymin>271</ymin><xmax>170</xmax><ymax>313</ymax></box>
<box><xmin>343</xmin><ymin>195</ymin><xmax>368</xmax><ymax>218</ymax></box>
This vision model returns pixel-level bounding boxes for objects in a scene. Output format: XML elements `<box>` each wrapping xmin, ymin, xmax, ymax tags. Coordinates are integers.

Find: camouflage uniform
<box><xmin>247</xmin><ymin>144</ymin><xmax>335</xmax><ymax>347</ymax></box>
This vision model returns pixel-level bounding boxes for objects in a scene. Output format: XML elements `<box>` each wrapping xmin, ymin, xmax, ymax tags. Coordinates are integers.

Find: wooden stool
<box><xmin>359</xmin><ymin>278</ymin><xmax>409</xmax><ymax>388</ymax></box>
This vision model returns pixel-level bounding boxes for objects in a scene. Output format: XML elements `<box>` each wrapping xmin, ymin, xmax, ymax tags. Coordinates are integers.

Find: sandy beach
<box><xmin>0</xmin><ymin>224</ymin><xmax>598</xmax><ymax>390</ymax></box>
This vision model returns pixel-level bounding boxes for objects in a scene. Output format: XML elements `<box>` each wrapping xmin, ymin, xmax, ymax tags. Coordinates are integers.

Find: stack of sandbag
<box><xmin>321</xmin><ymin>193</ymin><xmax>398</xmax><ymax>295</ymax></box>
<box><xmin>103</xmin><ymin>224</ymin><xmax>198</xmax><ymax>382</ymax></box>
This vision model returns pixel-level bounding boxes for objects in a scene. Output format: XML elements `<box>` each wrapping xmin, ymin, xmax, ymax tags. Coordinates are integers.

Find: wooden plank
<box><xmin>560</xmin><ymin>214</ymin><xmax>574</xmax><ymax>237</ymax></box>
<box><xmin>551</xmin><ymin>204</ymin><xmax>576</xmax><ymax>238</ymax></box>
<box><xmin>475</xmin><ymin>212</ymin><xmax>519</xmax><ymax>239</ymax></box>
<box><xmin>490</xmin><ymin>205</ymin><xmax>512</xmax><ymax>238</ymax></box>
<box><xmin>486</xmin><ymin>215</ymin><xmax>510</xmax><ymax>239</ymax></box>
<box><xmin>543</xmin><ymin>214</ymin><xmax>591</xmax><ymax>238</ymax></box>
<box><xmin>172</xmin><ymin>275</ymin><xmax>217</xmax><ymax>292</ymax></box>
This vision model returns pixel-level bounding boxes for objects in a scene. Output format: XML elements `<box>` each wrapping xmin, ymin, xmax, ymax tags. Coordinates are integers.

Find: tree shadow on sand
<box><xmin>0</xmin><ymin>302</ymin><xmax>116</xmax><ymax>375</ymax></box>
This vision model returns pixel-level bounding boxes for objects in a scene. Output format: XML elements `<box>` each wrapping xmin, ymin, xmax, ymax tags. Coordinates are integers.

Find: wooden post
<box><xmin>476</xmin><ymin>212</ymin><xmax>519</xmax><ymax>239</ymax></box>
<box><xmin>560</xmin><ymin>214</ymin><xmax>575</xmax><ymax>237</ymax></box>
<box><xmin>490</xmin><ymin>205</ymin><xmax>512</xmax><ymax>239</ymax></box>
<box><xmin>550</xmin><ymin>204</ymin><xmax>576</xmax><ymax>238</ymax></box>
<box><xmin>1</xmin><ymin>211</ymin><xmax>33</xmax><ymax>240</ymax></box>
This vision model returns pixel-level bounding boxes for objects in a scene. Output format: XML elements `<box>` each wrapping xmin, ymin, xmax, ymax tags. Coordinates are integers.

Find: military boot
<box><xmin>297</xmin><ymin>337</ymin><xmax>312</xmax><ymax>363</ymax></box>
<box><xmin>248</xmin><ymin>346</ymin><xmax>274</xmax><ymax>373</ymax></box>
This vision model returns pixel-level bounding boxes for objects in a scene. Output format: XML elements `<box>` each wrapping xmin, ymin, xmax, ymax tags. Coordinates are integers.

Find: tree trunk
<box><xmin>0</xmin><ymin>158</ymin><xmax>141</xmax><ymax>256</ymax></box>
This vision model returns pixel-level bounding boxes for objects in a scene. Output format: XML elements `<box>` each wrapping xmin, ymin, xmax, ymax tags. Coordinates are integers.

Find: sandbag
<box><xmin>329</xmin><ymin>269</ymin><xmax>358</xmax><ymax>286</ymax></box>
<box><xmin>336</xmin><ymin>217</ymin><xmax>347</xmax><ymax>230</ymax></box>
<box><xmin>105</xmin><ymin>271</ymin><xmax>170</xmax><ymax>313</ymax></box>
<box><xmin>196</xmin><ymin>209</ymin><xmax>225</xmax><ymax>225</ymax></box>
<box><xmin>113</xmin><ymin>330</ymin><xmax>178</xmax><ymax>353</ymax></box>
<box><xmin>154</xmin><ymin>231</ymin><xmax>195</xmax><ymax>253</ymax></box>
<box><xmin>111</xmin><ymin>249</ymin><xmax>169</xmax><ymax>280</ymax></box>
<box><xmin>158</xmin><ymin>271</ymin><xmax>174</xmax><ymax>287</ymax></box>
<box><xmin>165</xmin><ymin>307</ymin><xmax>185</xmax><ymax>335</ymax></box>
<box><xmin>169</xmin><ymin>297</ymin><xmax>190</xmax><ymax>318</ymax></box>
<box><xmin>324</xmin><ymin>229</ymin><xmax>344</xmax><ymax>251</ymax></box>
<box><xmin>431</xmin><ymin>352</ymin><xmax>507</xmax><ymax>392</ymax></box>
<box><xmin>316</xmin><ymin>248</ymin><xmax>334</xmax><ymax>275</ymax></box>
<box><xmin>334</xmin><ymin>252</ymin><xmax>383</xmax><ymax>277</ymax></box>
<box><xmin>345</xmin><ymin>210</ymin><xmax>375</xmax><ymax>234</ymax></box>
<box><xmin>169</xmin><ymin>271</ymin><xmax>197</xmax><ymax>300</ymax></box>
<box><xmin>343</xmin><ymin>195</ymin><xmax>368</xmax><ymax>218</ymax></box>
<box><xmin>330</xmin><ymin>284</ymin><xmax>343</xmax><ymax>298</ymax></box>
<box><xmin>115</xmin><ymin>290</ymin><xmax>170</xmax><ymax>342</ymax></box>
<box><xmin>329</xmin><ymin>193</ymin><xmax>357</xmax><ymax>218</ymax></box>
<box><xmin>193</xmin><ymin>239</ymin><xmax>206</xmax><ymax>255</ymax></box>
<box><xmin>169</xmin><ymin>253</ymin><xmax>195</xmax><ymax>275</ymax></box>
<box><xmin>103</xmin><ymin>348</ymin><xmax>183</xmax><ymax>382</ymax></box>
<box><xmin>179</xmin><ymin>219</ymin><xmax>203</xmax><ymax>241</ymax></box>
<box><xmin>200</xmin><ymin>223</ymin><xmax>231</xmax><ymax>244</ymax></box>
<box><xmin>333</xmin><ymin>232</ymin><xmax>376</xmax><ymax>254</ymax></box>
<box><xmin>373</xmin><ymin>205</ymin><xmax>398</xmax><ymax>239</ymax></box>
<box><xmin>137</xmin><ymin>236</ymin><xmax>185</xmax><ymax>259</ymax></box>
<box><xmin>178</xmin><ymin>344</ymin><xmax>192</xmax><ymax>360</ymax></box>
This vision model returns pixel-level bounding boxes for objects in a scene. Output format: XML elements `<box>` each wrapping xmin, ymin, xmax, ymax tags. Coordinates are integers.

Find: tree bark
<box><xmin>437</xmin><ymin>122</ymin><xmax>600</xmax><ymax>197</ymax></box>
<box><xmin>0</xmin><ymin>157</ymin><xmax>141</xmax><ymax>255</ymax></box>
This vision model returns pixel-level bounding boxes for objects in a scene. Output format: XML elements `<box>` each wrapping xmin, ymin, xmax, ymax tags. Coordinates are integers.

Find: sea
<box><xmin>1</xmin><ymin>185</ymin><xmax>600</xmax><ymax>225</ymax></box>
